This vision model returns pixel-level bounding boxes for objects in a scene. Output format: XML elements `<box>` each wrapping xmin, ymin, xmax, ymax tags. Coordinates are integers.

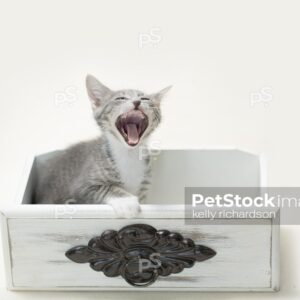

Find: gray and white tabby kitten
<box><xmin>35</xmin><ymin>75</ymin><xmax>171</xmax><ymax>218</ymax></box>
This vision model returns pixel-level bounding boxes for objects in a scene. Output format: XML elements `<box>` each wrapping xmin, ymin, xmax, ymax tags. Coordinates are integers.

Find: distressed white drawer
<box><xmin>0</xmin><ymin>149</ymin><xmax>279</xmax><ymax>291</ymax></box>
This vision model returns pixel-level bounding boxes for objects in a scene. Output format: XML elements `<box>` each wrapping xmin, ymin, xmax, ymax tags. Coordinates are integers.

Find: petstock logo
<box><xmin>185</xmin><ymin>187</ymin><xmax>300</xmax><ymax>225</ymax></box>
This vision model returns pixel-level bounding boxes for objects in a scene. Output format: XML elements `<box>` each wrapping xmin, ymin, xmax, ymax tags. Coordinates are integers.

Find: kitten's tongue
<box><xmin>126</xmin><ymin>123</ymin><xmax>139</xmax><ymax>146</ymax></box>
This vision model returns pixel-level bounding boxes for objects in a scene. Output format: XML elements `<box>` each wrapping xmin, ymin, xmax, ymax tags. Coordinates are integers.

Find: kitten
<box><xmin>35</xmin><ymin>75</ymin><xmax>171</xmax><ymax>218</ymax></box>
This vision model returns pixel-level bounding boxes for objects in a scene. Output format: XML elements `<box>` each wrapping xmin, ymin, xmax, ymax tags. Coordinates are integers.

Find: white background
<box><xmin>0</xmin><ymin>0</ymin><xmax>299</xmax><ymax>299</ymax></box>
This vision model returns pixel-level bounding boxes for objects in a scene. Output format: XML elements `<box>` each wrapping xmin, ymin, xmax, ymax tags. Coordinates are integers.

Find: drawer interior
<box><xmin>21</xmin><ymin>149</ymin><xmax>262</xmax><ymax>205</ymax></box>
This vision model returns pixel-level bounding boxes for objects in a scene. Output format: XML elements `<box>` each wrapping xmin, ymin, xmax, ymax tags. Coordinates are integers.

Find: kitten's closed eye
<box><xmin>141</xmin><ymin>97</ymin><xmax>150</xmax><ymax>100</ymax></box>
<box><xmin>115</xmin><ymin>97</ymin><xmax>128</xmax><ymax>101</ymax></box>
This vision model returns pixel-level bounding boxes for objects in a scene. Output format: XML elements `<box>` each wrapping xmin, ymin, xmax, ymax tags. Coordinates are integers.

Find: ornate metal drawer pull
<box><xmin>65</xmin><ymin>224</ymin><xmax>216</xmax><ymax>287</ymax></box>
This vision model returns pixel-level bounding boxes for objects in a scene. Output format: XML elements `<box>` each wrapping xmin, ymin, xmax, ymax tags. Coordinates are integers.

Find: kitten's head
<box><xmin>86</xmin><ymin>74</ymin><xmax>171</xmax><ymax>147</ymax></box>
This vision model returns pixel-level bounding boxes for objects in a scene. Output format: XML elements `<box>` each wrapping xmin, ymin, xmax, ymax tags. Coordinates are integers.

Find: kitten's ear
<box><xmin>153</xmin><ymin>85</ymin><xmax>172</xmax><ymax>104</ymax></box>
<box><xmin>86</xmin><ymin>74</ymin><xmax>112</xmax><ymax>107</ymax></box>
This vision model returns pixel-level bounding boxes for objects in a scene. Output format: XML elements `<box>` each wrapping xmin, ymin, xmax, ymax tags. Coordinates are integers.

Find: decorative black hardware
<box><xmin>65</xmin><ymin>224</ymin><xmax>216</xmax><ymax>287</ymax></box>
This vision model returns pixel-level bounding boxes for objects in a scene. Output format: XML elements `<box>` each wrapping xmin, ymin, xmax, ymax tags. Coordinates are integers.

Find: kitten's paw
<box><xmin>106</xmin><ymin>196</ymin><xmax>141</xmax><ymax>218</ymax></box>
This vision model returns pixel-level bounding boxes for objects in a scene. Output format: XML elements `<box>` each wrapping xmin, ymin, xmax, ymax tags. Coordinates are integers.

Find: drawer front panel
<box><xmin>8</xmin><ymin>218</ymin><xmax>272</xmax><ymax>290</ymax></box>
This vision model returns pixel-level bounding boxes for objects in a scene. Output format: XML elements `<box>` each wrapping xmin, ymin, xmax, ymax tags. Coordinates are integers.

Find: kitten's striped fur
<box><xmin>35</xmin><ymin>75</ymin><xmax>170</xmax><ymax>218</ymax></box>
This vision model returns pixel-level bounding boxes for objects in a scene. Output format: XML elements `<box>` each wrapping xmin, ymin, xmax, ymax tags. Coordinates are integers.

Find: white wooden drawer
<box><xmin>0</xmin><ymin>149</ymin><xmax>279</xmax><ymax>291</ymax></box>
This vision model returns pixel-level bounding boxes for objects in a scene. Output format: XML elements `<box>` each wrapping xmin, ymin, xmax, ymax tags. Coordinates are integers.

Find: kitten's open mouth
<box><xmin>116</xmin><ymin>110</ymin><xmax>149</xmax><ymax>146</ymax></box>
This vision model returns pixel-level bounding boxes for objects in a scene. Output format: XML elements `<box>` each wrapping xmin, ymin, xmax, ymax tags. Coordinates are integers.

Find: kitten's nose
<box><xmin>133</xmin><ymin>100</ymin><xmax>141</xmax><ymax>109</ymax></box>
